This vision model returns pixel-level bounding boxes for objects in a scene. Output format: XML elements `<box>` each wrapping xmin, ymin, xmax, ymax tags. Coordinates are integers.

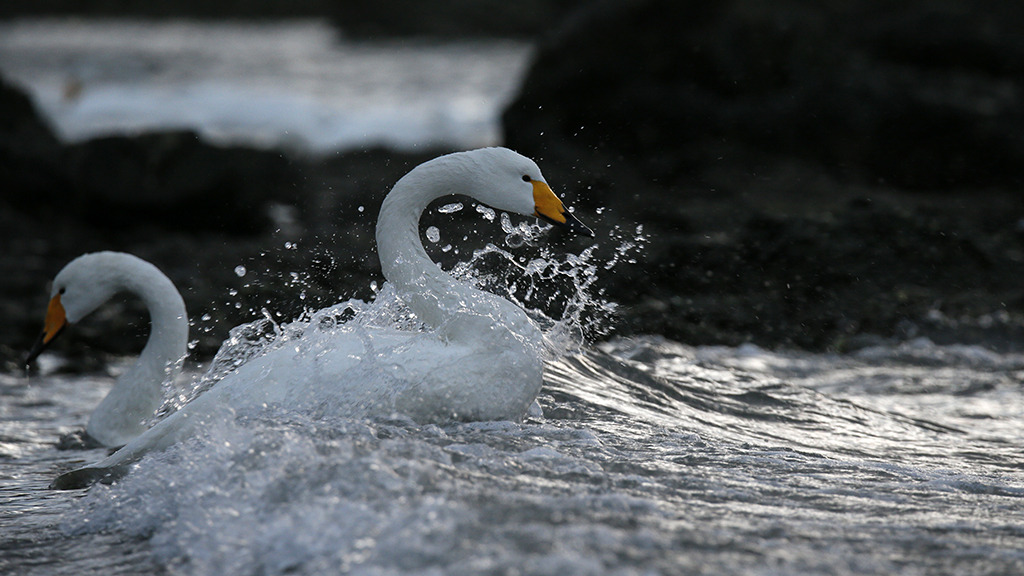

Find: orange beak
<box><xmin>531</xmin><ymin>181</ymin><xmax>594</xmax><ymax>237</ymax></box>
<box><xmin>25</xmin><ymin>293</ymin><xmax>68</xmax><ymax>366</ymax></box>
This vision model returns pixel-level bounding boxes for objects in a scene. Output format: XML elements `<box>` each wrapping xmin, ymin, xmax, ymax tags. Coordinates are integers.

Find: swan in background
<box><xmin>51</xmin><ymin>147</ymin><xmax>592</xmax><ymax>489</ymax></box>
<box><xmin>26</xmin><ymin>252</ymin><xmax>189</xmax><ymax>448</ymax></box>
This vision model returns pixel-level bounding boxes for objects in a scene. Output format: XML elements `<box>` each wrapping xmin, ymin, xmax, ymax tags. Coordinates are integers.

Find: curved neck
<box><xmin>87</xmin><ymin>260</ymin><xmax>189</xmax><ymax>446</ymax></box>
<box><xmin>132</xmin><ymin>269</ymin><xmax>189</xmax><ymax>375</ymax></box>
<box><xmin>374</xmin><ymin>155</ymin><xmax>542</xmax><ymax>349</ymax></box>
<box><xmin>376</xmin><ymin>159</ymin><xmax>469</xmax><ymax>329</ymax></box>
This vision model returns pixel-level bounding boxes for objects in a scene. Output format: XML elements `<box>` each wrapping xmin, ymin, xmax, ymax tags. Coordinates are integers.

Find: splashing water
<box><xmin>158</xmin><ymin>216</ymin><xmax>642</xmax><ymax>420</ymax></box>
<box><xmin>474</xmin><ymin>204</ymin><xmax>496</xmax><ymax>221</ymax></box>
<box><xmin>437</xmin><ymin>202</ymin><xmax>464</xmax><ymax>214</ymax></box>
<box><xmin>452</xmin><ymin>213</ymin><xmax>647</xmax><ymax>353</ymax></box>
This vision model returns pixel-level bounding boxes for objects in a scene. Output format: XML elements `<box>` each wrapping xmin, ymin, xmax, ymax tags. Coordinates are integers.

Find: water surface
<box><xmin>2</xmin><ymin>337</ymin><xmax>1022</xmax><ymax>575</ymax></box>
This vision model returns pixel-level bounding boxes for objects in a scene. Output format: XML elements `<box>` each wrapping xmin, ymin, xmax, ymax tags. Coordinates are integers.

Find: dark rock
<box><xmin>63</xmin><ymin>131</ymin><xmax>302</xmax><ymax>234</ymax></box>
<box><xmin>0</xmin><ymin>0</ymin><xmax>588</xmax><ymax>39</ymax></box>
<box><xmin>326</xmin><ymin>0</ymin><xmax>586</xmax><ymax>39</ymax></box>
<box><xmin>504</xmin><ymin>0</ymin><xmax>1024</xmax><ymax>350</ymax></box>
<box><xmin>0</xmin><ymin>75</ymin><xmax>66</xmax><ymax>204</ymax></box>
<box><xmin>2</xmin><ymin>73</ymin><xmax>302</xmax><ymax>235</ymax></box>
<box><xmin>505</xmin><ymin>0</ymin><xmax>1024</xmax><ymax>190</ymax></box>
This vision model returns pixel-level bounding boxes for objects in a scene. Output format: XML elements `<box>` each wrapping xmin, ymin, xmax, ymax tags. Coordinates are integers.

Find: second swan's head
<box><xmin>25</xmin><ymin>252</ymin><xmax>152</xmax><ymax>365</ymax></box>
<box><xmin>434</xmin><ymin>147</ymin><xmax>594</xmax><ymax>238</ymax></box>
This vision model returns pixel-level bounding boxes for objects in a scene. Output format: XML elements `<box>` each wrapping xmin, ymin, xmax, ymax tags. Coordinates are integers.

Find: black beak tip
<box><xmin>565</xmin><ymin>212</ymin><xmax>595</xmax><ymax>238</ymax></box>
<box><xmin>25</xmin><ymin>328</ymin><xmax>58</xmax><ymax>368</ymax></box>
<box><xmin>576</xmin><ymin>221</ymin><xmax>596</xmax><ymax>238</ymax></box>
<box><xmin>538</xmin><ymin>212</ymin><xmax>595</xmax><ymax>238</ymax></box>
<box><xmin>25</xmin><ymin>343</ymin><xmax>44</xmax><ymax>368</ymax></box>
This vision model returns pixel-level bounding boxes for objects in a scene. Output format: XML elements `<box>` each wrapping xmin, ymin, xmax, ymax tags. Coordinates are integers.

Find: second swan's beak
<box><xmin>532</xmin><ymin>181</ymin><xmax>595</xmax><ymax>238</ymax></box>
<box><xmin>25</xmin><ymin>293</ymin><xmax>68</xmax><ymax>366</ymax></box>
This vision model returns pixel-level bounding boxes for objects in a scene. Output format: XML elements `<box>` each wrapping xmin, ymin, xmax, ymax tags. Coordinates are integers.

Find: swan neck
<box><xmin>376</xmin><ymin>161</ymin><xmax>469</xmax><ymax>327</ymax></box>
<box><xmin>86</xmin><ymin>259</ymin><xmax>188</xmax><ymax>446</ymax></box>
<box><xmin>131</xmin><ymin>268</ymin><xmax>189</xmax><ymax>373</ymax></box>
<box><xmin>374</xmin><ymin>154</ymin><xmax>541</xmax><ymax>348</ymax></box>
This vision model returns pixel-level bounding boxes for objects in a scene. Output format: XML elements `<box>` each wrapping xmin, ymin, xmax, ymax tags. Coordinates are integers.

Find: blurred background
<box><xmin>2</xmin><ymin>0</ymin><xmax>1023</xmax><ymax>370</ymax></box>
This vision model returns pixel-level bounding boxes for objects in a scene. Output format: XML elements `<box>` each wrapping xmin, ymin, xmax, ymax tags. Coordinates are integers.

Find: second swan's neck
<box><xmin>87</xmin><ymin>257</ymin><xmax>189</xmax><ymax>446</ymax></box>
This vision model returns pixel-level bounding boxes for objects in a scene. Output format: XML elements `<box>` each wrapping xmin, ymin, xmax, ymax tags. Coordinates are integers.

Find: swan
<box><xmin>51</xmin><ymin>147</ymin><xmax>592</xmax><ymax>489</ymax></box>
<box><xmin>25</xmin><ymin>252</ymin><xmax>189</xmax><ymax>448</ymax></box>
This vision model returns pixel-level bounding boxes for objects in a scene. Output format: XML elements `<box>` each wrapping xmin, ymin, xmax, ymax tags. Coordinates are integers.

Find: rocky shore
<box><xmin>504</xmin><ymin>0</ymin><xmax>1024</xmax><ymax>351</ymax></box>
<box><xmin>3</xmin><ymin>0</ymin><xmax>1024</xmax><ymax>372</ymax></box>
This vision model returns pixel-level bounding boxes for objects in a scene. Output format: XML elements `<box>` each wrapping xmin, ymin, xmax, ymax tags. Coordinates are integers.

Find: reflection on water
<box><xmin>2</xmin><ymin>337</ymin><xmax>1023</xmax><ymax>575</ymax></box>
<box><xmin>0</xmin><ymin>19</ymin><xmax>531</xmax><ymax>153</ymax></box>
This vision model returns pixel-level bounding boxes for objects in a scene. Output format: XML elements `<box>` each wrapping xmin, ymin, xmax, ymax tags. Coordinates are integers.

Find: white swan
<box><xmin>26</xmin><ymin>252</ymin><xmax>189</xmax><ymax>448</ymax></box>
<box><xmin>51</xmin><ymin>147</ymin><xmax>592</xmax><ymax>489</ymax></box>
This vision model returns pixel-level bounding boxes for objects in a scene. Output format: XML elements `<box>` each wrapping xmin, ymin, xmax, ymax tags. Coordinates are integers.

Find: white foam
<box><xmin>0</xmin><ymin>19</ymin><xmax>531</xmax><ymax>154</ymax></box>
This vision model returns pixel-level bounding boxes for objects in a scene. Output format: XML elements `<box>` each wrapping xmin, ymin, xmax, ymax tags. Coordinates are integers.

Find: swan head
<box><xmin>25</xmin><ymin>252</ymin><xmax>133</xmax><ymax>366</ymax></box>
<box><xmin>453</xmin><ymin>147</ymin><xmax>594</xmax><ymax>237</ymax></box>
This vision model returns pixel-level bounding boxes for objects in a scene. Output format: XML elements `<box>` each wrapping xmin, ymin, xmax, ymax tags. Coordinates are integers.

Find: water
<box><xmin>3</xmin><ymin>334</ymin><xmax>1024</xmax><ymax>575</ymax></box>
<box><xmin>2</xmin><ymin>17</ymin><xmax>1024</xmax><ymax>576</ymax></box>
<box><xmin>0</xmin><ymin>19</ymin><xmax>531</xmax><ymax>154</ymax></box>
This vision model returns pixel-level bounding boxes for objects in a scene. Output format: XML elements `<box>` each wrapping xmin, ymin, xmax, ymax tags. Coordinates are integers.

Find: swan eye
<box><xmin>58</xmin><ymin>287</ymin><xmax>66</xmax><ymax>295</ymax></box>
<box><xmin>521</xmin><ymin>175</ymin><xmax>531</xmax><ymax>182</ymax></box>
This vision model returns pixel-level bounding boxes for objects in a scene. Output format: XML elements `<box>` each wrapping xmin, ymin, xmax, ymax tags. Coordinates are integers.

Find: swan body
<box><xmin>51</xmin><ymin>147</ymin><xmax>592</xmax><ymax>489</ymax></box>
<box><xmin>26</xmin><ymin>252</ymin><xmax>189</xmax><ymax>448</ymax></box>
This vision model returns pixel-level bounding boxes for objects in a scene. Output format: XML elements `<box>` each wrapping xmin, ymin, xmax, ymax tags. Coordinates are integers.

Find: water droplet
<box><xmin>201</xmin><ymin>313</ymin><xmax>212</xmax><ymax>322</ymax></box>
<box><xmin>426</xmin><ymin>226</ymin><xmax>441</xmax><ymax>243</ymax></box>
<box><xmin>234</xmin><ymin>265</ymin><xmax>247</xmax><ymax>277</ymax></box>
<box><xmin>357</xmin><ymin>205</ymin><xmax>365</xmax><ymax>213</ymax></box>
<box><xmin>505</xmin><ymin>234</ymin><xmax>525</xmax><ymax>248</ymax></box>
<box><xmin>441</xmin><ymin>244</ymin><xmax>453</xmax><ymax>252</ymax></box>
<box><xmin>438</xmin><ymin>202</ymin><xmax>463</xmax><ymax>214</ymax></box>
<box><xmin>476</xmin><ymin>204</ymin><xmax>495</xmax><ymax>221</ymax></box>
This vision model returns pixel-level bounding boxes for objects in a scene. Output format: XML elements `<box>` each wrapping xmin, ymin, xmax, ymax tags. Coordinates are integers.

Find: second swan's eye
<box><xmin>522</xmin><ymin>175</ymin><xmax>531</xmax><ymax>182</ymax></box>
